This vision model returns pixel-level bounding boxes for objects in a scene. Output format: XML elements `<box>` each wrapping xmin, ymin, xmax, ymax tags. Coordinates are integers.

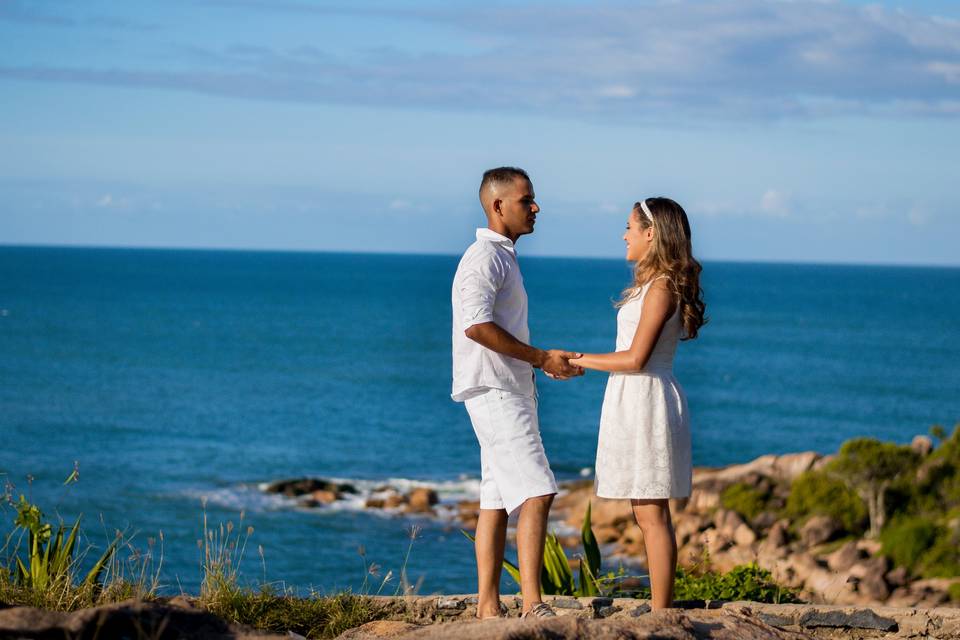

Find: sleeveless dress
<box><xmin>594</xmin><ymin>278</ymin><xmax>692</xmax><ymax>499</ymax></box>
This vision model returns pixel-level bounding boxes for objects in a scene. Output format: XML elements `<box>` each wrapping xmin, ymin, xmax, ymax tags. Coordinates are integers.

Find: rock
<box><xmin>774</xmin><ymin>552</ymin><xmax>820</xmax><ymax>589</ymax></box>
<box><xmin>265</xmin><ymin>478</ymin><xmax>330</xmax><ymax>496</ymax></box>
<box><xmin>383</xmin><ymin>494</ymin><xmax>407</xmax><ymax>509</ymax></box>
<box><xmin>849</xmin><ymin>555</ymin><xmax>890</xmax><ymax>580</ymax></box>
<box><xmin>856</xmin><ymin>538</ymin><xmax>882</xmax><ymax>556</ymax></box>
<box><xmin>826</xmin><ymin>541</ymin><xmax>863</xmax><ymax>572</ymax></box>
<box><xmin>885</xmin><ymin>566</ymin><xmax>909</xmax><ymax>587</ymax></box>
<box><xmin>686</xmin><ymin>486</ymin><xmax>721</xmax><ymax>513</ymax></box>
<box><xmin>592</xmin><ymin>525</ymin><xmax>621</xmax><ymax>544</ymax></box>
<box><xmin>702</xmin><ymin>527</ymin><xmax>733</xmax><ymax>556</ymax></box>
<box><xmin>678</xmin><ymin>540</ymin><xmax>705</xmax><ymax>568</ymax></box>
<box><xmin>365</xmin><ymin>498</ymin><xmax>386</xmax><ymax>509</ymax></box>
<box><xmin>0</xmin><ymin>600</ymin><xmax>284</xmax><ymax>640</ymax></box>
<box><xmin>733</xmin><ymin>523</ymin><xmax>757</xmax><ymax>547</ymax></box>
<box><xmin>713</xmin><ymin>509</ymin><xmax>746</xmax><ymax>538</ymax></box>
<box><xmin>264</xmin><ymin>477</ymin><xmax>355</xmax><ymax>497</ymax></box>
<box><xmin>858</xmin><ymin>571</ymin><xmax>891</xmax><ymax>602</ymax></box>
<box><xmin>766</xmin><ymin>520</ymin><xmax>790</xmax><ymax>548</ymax></box>
<box><xmin>673</xmin><ymin>513</ymin><xmax>703</xmax><ymax>546</ymax></box>
<box><xmin>911</xmin><ymin>434</ymin><xmax>934</xmax><ymax>457</ymax></box>
<box><xmin>616</xmin><ymin>527</ymin><xmax>647</xmax><ymax>559</ymax></box>
<box><xmin>337</xmin><ymin>620</ymin><xmax>423</xmax><ymax>638</ymax></box>
<box><xmin>797</xmin><ymin>608</ymin><xmax>898</xmax><ymax>631</ymax></box>
<box><xmin>799</xmin><ymin>515</ymin><xmax>841</xmax><ymax>547</ymax></box>
<box><xmin>436</xmin><ymin>597</ymin><xmax>465</xmax><ymax>610</ymax></box>
<box><xmin>550</xmin><ymin>597</ymin><xmax>583</xmax><ymax>610</ymax></box>
<box><xmin>751</xmin><ymin>510</ymin><xmax>779</xmax><ymax>531</ymax></box>
<box><xmin>584</xmin><ymin>498</ymin><xmax>633</xmax><ymax>530</ymax></box>
<box><xmin>406</xmin><ymin>488</ymin><xmax>438</xmax><ymax>513</ymax></box>
<box><xmin>346</xmin><ymin>609</ymin><xmax>808</xmax><ymax>639</ymax></box>
<box><xmin>772</xmin><ymin>452</ymin><xmax>821</xmax><ymax>483</ymax></box>
<box><xmin>310</xmin><ymin>489</ymin><xmax>339</xmax><ymax>504</ymax></box>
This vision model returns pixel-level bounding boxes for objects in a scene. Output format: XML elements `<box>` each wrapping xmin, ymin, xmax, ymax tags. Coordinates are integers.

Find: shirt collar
<box><xmin>476</xmin><ymin>228</ymin><xmax>516</xmax><ymax>254</ymax></box>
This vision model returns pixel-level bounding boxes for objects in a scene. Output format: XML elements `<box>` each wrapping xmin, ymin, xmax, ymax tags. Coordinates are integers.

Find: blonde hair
<box><xmin>616</xmin><ymin>197</ymin><xmax>707</xmax><ymax>340</ymax></box>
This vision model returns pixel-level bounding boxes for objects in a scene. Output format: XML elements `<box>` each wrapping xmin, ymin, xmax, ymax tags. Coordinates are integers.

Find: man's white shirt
<box><xmin>451</xmin><ymin>228</ymin><xmax>536</xmax><ymax>402</ymax></box>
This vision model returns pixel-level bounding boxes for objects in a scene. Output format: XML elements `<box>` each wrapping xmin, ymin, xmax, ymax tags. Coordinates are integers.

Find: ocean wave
<box><xmin>181</xmin><ymin>475</ymin><xmax>484</xmax><ymax>519</ymax></box>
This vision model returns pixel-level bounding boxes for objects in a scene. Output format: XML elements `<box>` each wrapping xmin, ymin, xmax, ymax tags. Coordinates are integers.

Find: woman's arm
<box><xmin>569</xmin><ymin>279</ymin><xmax>676</xmax><ymax>373</ymax></box>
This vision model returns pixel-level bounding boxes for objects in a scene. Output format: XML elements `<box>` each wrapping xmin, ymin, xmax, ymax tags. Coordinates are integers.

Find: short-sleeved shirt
<box><xmin>451</xmin><ymin>228</ymin><xmax>535</xmax><ymax>402</ymax></box>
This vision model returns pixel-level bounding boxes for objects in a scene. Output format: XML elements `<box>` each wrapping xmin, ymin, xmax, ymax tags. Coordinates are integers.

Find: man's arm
<box><xmin>464</xmin><ymin>322</ymin><xmax>582</xmax><ymax>378</ymax></box>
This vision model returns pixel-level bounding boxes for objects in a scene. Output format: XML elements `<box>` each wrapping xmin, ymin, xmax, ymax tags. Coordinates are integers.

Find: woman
<box><xmin>570</xmin><ymin>197</ymin><xmax>706</xmax><ymax>609</ymax></box>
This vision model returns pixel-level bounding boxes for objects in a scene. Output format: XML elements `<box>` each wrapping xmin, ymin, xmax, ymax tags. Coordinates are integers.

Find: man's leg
<box><xmin>516</xmin><ymin>493</ymin><xmax>555</xmax><ymax>614</ymax></box>
<box><xmin>475</xmin><ymin>508</ymin><xmax>508</xmax><ymax>618</ymax></box>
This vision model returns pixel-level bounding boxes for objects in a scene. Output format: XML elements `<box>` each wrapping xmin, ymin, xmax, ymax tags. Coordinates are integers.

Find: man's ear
<box><xmin>493</xmin><ymin>198</ymin><xmax>502</xmax><ymax>215</ymax></box>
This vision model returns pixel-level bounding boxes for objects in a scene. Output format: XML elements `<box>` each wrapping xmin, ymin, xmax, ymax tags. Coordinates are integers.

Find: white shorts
<box><xmin>464</xmin><ymin>388</ymin><xmax>558</xmax><ymax>515</ymax></box>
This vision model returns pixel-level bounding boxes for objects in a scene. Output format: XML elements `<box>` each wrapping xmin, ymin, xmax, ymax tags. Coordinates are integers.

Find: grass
<box><xmin>0</xmin><ymin>475</ymin><xmax>389</xmax><ymax>638</ymax></box>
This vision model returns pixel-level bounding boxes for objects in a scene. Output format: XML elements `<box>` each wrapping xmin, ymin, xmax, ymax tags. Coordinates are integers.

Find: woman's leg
<box><xmin>631</xmin><ymin>498</ymin><xmax>677</xmax><ymax>609</ymax></box>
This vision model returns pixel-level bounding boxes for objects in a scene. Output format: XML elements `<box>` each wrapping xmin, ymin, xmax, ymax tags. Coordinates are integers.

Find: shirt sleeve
<box><xmin>457</xmin><ymin>250</ymin><xmax>507</xmax><ymax>331</ymax></box>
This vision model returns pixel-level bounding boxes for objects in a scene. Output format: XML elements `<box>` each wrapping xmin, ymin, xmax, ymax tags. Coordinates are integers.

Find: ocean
<box><xmin>1</xmin><ymin>246</ymin><xmax>958</xmax><ymax>595</ymax></box>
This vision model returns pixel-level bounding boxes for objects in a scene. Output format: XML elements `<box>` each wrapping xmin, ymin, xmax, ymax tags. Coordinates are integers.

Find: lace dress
<box><xmin>594</xmin><ymin>279</ymin><xmax>692</xmax><ymax>499</ymax></box>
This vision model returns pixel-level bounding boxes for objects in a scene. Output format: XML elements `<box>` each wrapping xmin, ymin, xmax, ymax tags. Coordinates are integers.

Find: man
<box><xmin>451</xmin><ymin>167</ymin><xmax>583</xmax><ymax>620</ymax></box>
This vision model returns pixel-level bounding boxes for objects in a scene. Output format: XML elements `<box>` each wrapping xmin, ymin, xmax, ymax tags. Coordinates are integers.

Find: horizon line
<box><xmin>1</xmin><ymin>242</ymin><xmax>958</xmax><ymax>270</ymax></box>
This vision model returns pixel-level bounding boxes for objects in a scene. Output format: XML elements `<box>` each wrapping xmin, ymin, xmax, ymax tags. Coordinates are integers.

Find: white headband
<box><xmin>639</xmin><ymin>199</ymin><xmax>654</xmax><ymax>222</ymax></box>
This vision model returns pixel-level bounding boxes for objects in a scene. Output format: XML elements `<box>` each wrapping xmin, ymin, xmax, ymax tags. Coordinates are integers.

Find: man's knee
<box><xmin>522</xmin><ymin>492</ymin><xmax>556</xmax><ymax>510</ymax></box>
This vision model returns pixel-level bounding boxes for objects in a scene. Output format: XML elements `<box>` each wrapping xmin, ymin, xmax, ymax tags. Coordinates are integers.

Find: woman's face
<box><xmin>623</xmin><ymin>209</ymin><xmax>653</xmax><ymax>262</ymax></box>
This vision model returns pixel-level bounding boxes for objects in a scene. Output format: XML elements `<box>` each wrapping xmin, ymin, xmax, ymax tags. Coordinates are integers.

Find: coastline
<box><xmin>263</xmin><ymin>431</ymin><xmax>960</xmax><ymax>609</ymax></box>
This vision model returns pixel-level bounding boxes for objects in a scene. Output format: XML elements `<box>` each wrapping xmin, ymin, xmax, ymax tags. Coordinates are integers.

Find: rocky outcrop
<box><xmin>342</xmin><ymin>595</ymin><xmax>960</xmax><ymax>639</ymax></box>
<box><xmin>262</xmin><ymin>446</ymin><xmax>960</xmax><ymax>609</ymax></box>
<box><xmin>0</xmin><ymin>598</ymin><xmax>286</xmax><ymax>639</ymax></box>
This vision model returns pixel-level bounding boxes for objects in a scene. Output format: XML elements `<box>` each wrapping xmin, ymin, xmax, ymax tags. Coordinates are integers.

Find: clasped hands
<box><xmin>540</xmin><ymin>349</ymin><xmax>584</xmax><ymax>380</ymax></box>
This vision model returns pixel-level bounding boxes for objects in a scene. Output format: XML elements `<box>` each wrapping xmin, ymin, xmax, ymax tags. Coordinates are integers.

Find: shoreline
<box><xmin>262</xmin><ymin>433</ymin><xmax>960</xmax><ymax>609</ymax></box>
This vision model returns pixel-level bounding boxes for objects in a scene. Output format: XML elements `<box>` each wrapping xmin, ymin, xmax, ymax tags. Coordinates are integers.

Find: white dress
<box><xmin>594</xmin><ymin>279</ymin><xmax>692</xmax><ymax>499</ymax></box>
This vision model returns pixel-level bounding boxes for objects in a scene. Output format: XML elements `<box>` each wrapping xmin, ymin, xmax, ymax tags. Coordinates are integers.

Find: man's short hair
<box><xmin>479</xmin><ymin>167</ymin><xmax>530</xmax><ymax>198</ymax></box>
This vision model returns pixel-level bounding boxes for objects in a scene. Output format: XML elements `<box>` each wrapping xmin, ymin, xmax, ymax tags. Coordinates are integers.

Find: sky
<box><xmin>1</xmin><ymin>0</ymin><xmax>959</xmax><ymax>265</ymax></box>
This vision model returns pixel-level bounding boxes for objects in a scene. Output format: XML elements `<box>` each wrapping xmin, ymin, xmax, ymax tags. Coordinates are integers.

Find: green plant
<box><xmin>948</xmin><ymin>582</ymin><xmax>960</xmax><ymax>603</ymax></box>
<box><xmin>786</xmin><ymin>471</ymin><xmax>867</xmax><ymax>534</ymax></box>
<box><xmin>202</xmin><ymin>586</ymin><xmax>383</xmax><ymax>639</ymax></box>
<box><xmin>676</xmin><ymin>563</ymin><xmax>798</xmax><ymax>603</ymax></box>
<box><xmin>462</xmin><ymin>500</ymin><xmax>603</xmax><ymax>597</ymax></box>
<box><xmin>11</xmin><ymin>495</ymin><xmax>118</xmax><ymax>593</ymax></box>
<box><xmin>880</xmin><ymin>516</ymin><xmax>938</xmax><ymax>571</ymax></box>
<box><xmin>720</xmin><ymin>483</ymin><xmax>768</xmax><ymax>520</ymax></box>
<box><xmin>631</xmin><ymin>562</ymin><xmax>799</xmax><ymax>603</ymax></box>
<box><xmin>827</xmin><ymin>438</ymin><xmax>920</xmax><ymax>537</ymax></box>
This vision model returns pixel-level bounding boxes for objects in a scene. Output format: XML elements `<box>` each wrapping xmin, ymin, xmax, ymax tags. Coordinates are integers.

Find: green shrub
<box><xmin>632</xmin><ymin>563</ymin><xmax>798</xmax><ymax>604</ymax></box>
<box><xmin>916</xmin><ymin>532</ymin><xmax>960</xmax><ymax>579</ymax></box>
<box><xmin>203</xmin><ymin>587</ymin><xmax>382</xmax><ymax>639</ymax></box>
<box><xmin>721</xmin><ymin>483</ymin><xmax>769</xmax><ymax>520</ymax></box>
<box><xmin>786</xmin><ymin>471</ymin><xmax>867</xmax><ymax>534</ymax></box>
<box><xmin>880</xmin><ymin>517</ymin><xmax>938</xmax><ymax>571</ymax></box>
<box><xmin>948</xmin><ymin>582</ymin><xmax>960</xmax><ymax>603</ymax></box>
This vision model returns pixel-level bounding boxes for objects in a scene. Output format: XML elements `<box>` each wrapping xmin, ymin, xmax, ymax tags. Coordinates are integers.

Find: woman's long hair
<box><xmin>616</xmin><ymin>197</ymin><xmax>707</xmax><ymax>340</ymax></box>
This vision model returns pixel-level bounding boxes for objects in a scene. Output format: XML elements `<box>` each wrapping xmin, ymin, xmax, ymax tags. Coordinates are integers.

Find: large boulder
<box><xmin>406</xmin><ymin>488</ymin><xmax>439</xmax><ymax>513</ymax></box>
<box><xmin>799</xmin><ymin>515</ymin><xmax>842</xmax><ymax>547</ymax></box>
<box><xmin>0</xmin><ymin>599</ymin><xmax>283</xmax><ymax>640</ymax></box>
<box><xmin>826</xmin><ymin>541</ymin><xmax>863</xmax><ymax>572</ymax></box>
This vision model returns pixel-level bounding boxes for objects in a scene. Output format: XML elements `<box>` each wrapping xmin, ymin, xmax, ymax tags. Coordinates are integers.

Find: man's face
<box><xmin>496</xmin><ymin>178</ymin><xmax>540</xmax><ymax>237</ymax></box>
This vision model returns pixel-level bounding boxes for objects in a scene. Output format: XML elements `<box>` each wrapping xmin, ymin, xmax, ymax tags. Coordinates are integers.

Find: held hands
<box><xmin>541</xmin><ymin>350</ymin><xmax>584</xmax><ymax>380</ymax></box>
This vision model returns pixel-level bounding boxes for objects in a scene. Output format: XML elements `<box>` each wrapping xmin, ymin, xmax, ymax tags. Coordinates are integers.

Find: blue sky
<box><xmin>1</xmin><ymin>0</ymin><xmax>958</xmax><ymax>264</ymax></box>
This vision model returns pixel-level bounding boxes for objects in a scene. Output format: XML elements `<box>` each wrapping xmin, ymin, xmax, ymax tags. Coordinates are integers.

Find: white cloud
<box><xmin>3</xmin><ymin>1</ymin><xmax>959</xmax><ymax>122</ymax></box>
<box><xmin>759</xmin><ymin>189</ymin><xmax>791</xmax><ymax>217</ymax></box>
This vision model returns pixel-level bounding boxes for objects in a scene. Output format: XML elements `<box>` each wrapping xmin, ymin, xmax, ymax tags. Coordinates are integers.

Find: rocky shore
<box><xmin>4</xmin><ymin>594</ymin><xmax>960</xmax><ymax>639</ymax></box>
<box><xmin>263</xmin><ymin>438</ymin><xmax>960</xmax><ymax>609</ymax></box>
